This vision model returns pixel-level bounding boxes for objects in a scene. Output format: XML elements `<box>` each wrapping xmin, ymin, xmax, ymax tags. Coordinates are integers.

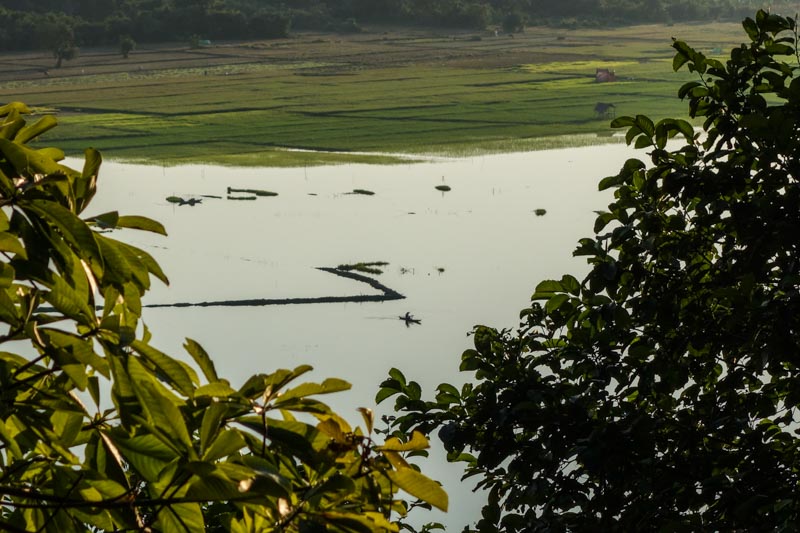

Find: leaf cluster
<box><xmin>0</xmin><ymin>103</ymin><xmax>445</xmax><ymax>532</ymax></box>
<box><xmin>379</xmin><ymin>10</ymin><xmax>800</xmax><ymax>532</ymax></box>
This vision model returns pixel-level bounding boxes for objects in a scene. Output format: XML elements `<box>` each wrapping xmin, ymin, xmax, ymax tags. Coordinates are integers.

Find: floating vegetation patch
<box><xmin>337</xmin><ymin>261</ymin><xmax>389</xmax><ymax>275</ymax></box>
<box><xmin>349</xmin><ymin>189</ymin><xmax>376</xmax><ymax>195</ymax></box>
<box><xmin>534</xmin><ymin>208</ymin><xmax>547</xmax><ymax>216</ymax></box>
<box><xmin>435</xmin><ymin>185</ymin><xmax>451</xmax><ymax>192</ymax></box>
<box><xmin>166</xmin><ymin>196</ymin><xmax>202</xmax><ymax>206</ymax></box>
<box><xmin>168</xmin><ymin>187</ymin><xmax>277</xmax><ymax>206</ymax></box>
<box><xmin>227</xmin><ymin>187</ymin><xmax>278</xmax><ymax>197</ymax></box>
<box><xmin>167</xmin><ymin>187</ymin><xmax>278</xmax><ymax>206</ymax></box>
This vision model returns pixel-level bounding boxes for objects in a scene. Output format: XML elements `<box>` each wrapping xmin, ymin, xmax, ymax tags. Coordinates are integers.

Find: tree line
<box><xmin>0</xmin><ymin>0</ymin><xmax>795</xmax><ymax>54</ymax></box>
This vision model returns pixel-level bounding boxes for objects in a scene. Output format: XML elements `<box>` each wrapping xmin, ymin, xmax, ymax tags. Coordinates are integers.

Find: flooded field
<box><xmin>82</xmin><ymin>143</ymin><xmax>635</xmax><ymax>529</ymax></box>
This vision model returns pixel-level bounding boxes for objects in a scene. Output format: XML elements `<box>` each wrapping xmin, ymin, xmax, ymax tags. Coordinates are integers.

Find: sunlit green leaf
<box><xmin>321</xmin><ymin>511</ymin><xmax>398</xmax><ymax>533</ymax></box>
<box><xmin>275</xmin><ymin>378</ymin><xmax>351</xmax><ymax>403</ymax></box>
<box><xmin>0</xmin><ymin>231</ymin><xmax>27</xmax><ymax>258</ymax></box>
<box><xmin>0</xmin><ymin>101</ymin><xmax>32</xmax><ymax>115</ymax></box>
<box><xmin>202</xmin><ymin>429</ymin><xmax>246</xmax><ymax>461</ymax></box>
<box><xmin>195</xmin><ymin>381</ymin><xmax>237</xmax><ymax>398</ymax></box>
<box><xmin>35</xmin><ymin>147</ymin><xmax>65</xmax><ymax>161</ymax></box>
<box><xmin>376</xmin><ymin>431</ymin><xmax>429</xmax><ymax>452</ymax></box>
<box><xmin>77</xmin><ymin>478</ymin><xmax>128</xmax><ymax>502</ymax></box>
<box><xmin>531</xmin><ymin>279</ymin><xmax>564</xmax><ymax>300</ymax></box>
<box><xmin>0</xmin><ymin>263</ymin><xmax>16</xmax><ymax>289</ymax></box>
<box><xmin>87</xmin><ymin>211</ymin><xmax>120</xmax><ymax>229</ymax></box>
<box><xmin>154</xmin><ymin>501</ymin><xmax>205</xmax><ymax>533</ymax></box>
<box><xmin>43</xmin><ymin>273</ymin><xmax>95</xmax><ymax>325</ymax></box>
<box><xmin>376</xmin><ymin>385</ymin><xmax>401</xmax><ymax>404</ymax></box>
<box><xmin>41</xmin><ymin>327</ymin><xmax>109</xmax><ymax>382</ymax></box>
<box><xmin>73</xmin><ymin>148</ymin><xmax>101</xmax><ymax>213</ymax></box>
<box><xmin>111</xmin><ymin>432</ymin><xmax>176</xmax><ymax>483</ymax></box>
<box><xmin>200</xmin><ymin>402</ymin><xmax>231</xmax><ymax>454</ymax></box>
<box><xmin>114</xmin><ymin>239</ymin><xmax>169</xmax><ymax>286</ymax></box>
<box><xmin>16</xmin><ymin>114</ymin><xmax>58</xmax><ymax>144</ymax></box>
<box><xmin>0</xmin><ymin>137</ymin><xmax>71</xmax><ymax>178</ymax></box>
<box><xmin>184</xmin><ymin>338</ymin><xmax>218</xmax><ymax>383</ymax></box>
<box><xmin>129</xmin><ymin>359</ymin><xmax>194</xmax><ymax>456</ymax></box>
<box><xmin>0</xmin><ymin>418</ymin><xmax>23</xmax><ymax>459</ymax></box>
<box><xmin>116</xmin><ymin>215</ymin><xmax>167</xmax><ymax>235</ymax></box>
<box><xmin>545</xmin><ymin>293</ymin><xmax>570</xmax><ymax>313</ymax></box>
<box><xmin>386</xmin><ymin>467</ymin><xmax>448</xmax><ymax>512</ymax></box>
<box><xmin>21</xmin><ymin>199</ymin><xmax>102</xmax><ymax>273</ymax></box>
<box><xmin>131</xmin><ymin>339</ymin><xmax>198</xmax><ymax>397</ymax></box>
<box><xmin>0</xmin><ymin>109</ymin><xmax>24</xmax><ymax>140</ymax></box>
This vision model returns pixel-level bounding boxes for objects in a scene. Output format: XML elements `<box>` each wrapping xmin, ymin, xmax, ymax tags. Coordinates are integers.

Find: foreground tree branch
<box><xmin>0</xmin><ymin>102</ymin><xmax>445</xmax><ymax>532</ymax></box>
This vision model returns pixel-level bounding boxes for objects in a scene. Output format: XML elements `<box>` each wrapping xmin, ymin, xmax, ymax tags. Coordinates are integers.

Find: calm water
<box><xmin>80</xmin><ymin>144</ymin><xmax>635</xmax><ymax>530</ymax></box>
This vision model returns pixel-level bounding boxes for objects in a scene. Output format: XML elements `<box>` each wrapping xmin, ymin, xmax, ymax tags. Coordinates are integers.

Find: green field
<box><xmin>0</xmin><ymin>21</ymin><xmax>748</xmax><ymax>166</ymax></box>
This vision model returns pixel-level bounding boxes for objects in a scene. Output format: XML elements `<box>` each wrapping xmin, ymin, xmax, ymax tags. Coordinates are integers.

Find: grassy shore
<box><xmin>0</xmin><ymin>22</ymin><xmax>747</xmax><ymax>167</ymax></box>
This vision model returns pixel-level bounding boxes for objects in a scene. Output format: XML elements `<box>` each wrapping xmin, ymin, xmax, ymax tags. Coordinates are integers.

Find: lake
<box><xmin>80</xmin><ymin>143</ymin><xmax>637</xmax><ymax>530</ymax></box>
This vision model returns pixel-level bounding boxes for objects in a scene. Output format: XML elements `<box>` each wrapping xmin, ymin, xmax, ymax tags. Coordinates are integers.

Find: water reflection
<box><xmin>80</xmin><ymin>144</ymin><xmax>635</xmax><ymax>530</ymax></box>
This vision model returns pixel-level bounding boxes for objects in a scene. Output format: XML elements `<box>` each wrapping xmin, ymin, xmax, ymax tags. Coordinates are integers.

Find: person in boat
<box><xmin>178</xmin><ymin>197</ymin><xmax>202</xmax><ymax>206</ymax></box>
<box><xmin>400</xmin><ymin>312</ymin><xmax>421</xmax><ymax>325</ymax></box>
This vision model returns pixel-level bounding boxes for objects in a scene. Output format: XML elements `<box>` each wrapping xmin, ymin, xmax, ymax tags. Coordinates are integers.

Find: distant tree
<box><xmin>0</xmin><ymin>102</ymin><xmax>447</xmax><ymax>531</ymax></box>
<box><xmin>27</xmin><ymin>11</ymin><xmax>80</xmax><ymax>66</ymax></box>
<box><xmin>53</xmin><ymin>39</ymin><xmax>78</xmax><ymax>67</ymax></box>
<box><xmin>379</xmin><ymin>10</ymin><xmax>800</xmax><ymax>532</ymax></box>
<box><xmin>119</xmin><ymin>34</ymin><xmax>135</xmax><ymax>58</ymax></box>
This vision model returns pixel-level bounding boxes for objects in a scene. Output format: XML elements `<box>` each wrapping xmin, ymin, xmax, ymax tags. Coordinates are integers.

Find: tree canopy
<box><xmin>380</xmin><ymin>9</ymin><xmax>800</xmax><ymax>531</ymax></box>
<box><xmin>0</xmin><ymin>102</ymin><xmax>446</xmax><ymax>531</ymax></box>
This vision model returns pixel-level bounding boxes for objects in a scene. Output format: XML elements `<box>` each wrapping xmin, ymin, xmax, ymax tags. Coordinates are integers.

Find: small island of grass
<box><xmin>337</xmin><ymin>261</ymin><xmax>389</xmax><ymax>275</ymax></box>
<box><xmin>228</xmin><ymin>187</ymin><xmax>278</xmax><ymax>197</ymax></box>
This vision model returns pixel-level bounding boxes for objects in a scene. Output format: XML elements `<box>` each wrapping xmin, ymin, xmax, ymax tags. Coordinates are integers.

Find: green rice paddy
<box><xmin>0</xmin><ymin>21</ymin><xmax>748</xmax><ymax>166</ymax></box>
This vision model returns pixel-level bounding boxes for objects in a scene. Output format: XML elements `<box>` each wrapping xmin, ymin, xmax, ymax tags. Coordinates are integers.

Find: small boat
<box><xmin>400</xmin><ymin>312</ymin><xmax>421</xmax><ymax>325</ymax></box>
